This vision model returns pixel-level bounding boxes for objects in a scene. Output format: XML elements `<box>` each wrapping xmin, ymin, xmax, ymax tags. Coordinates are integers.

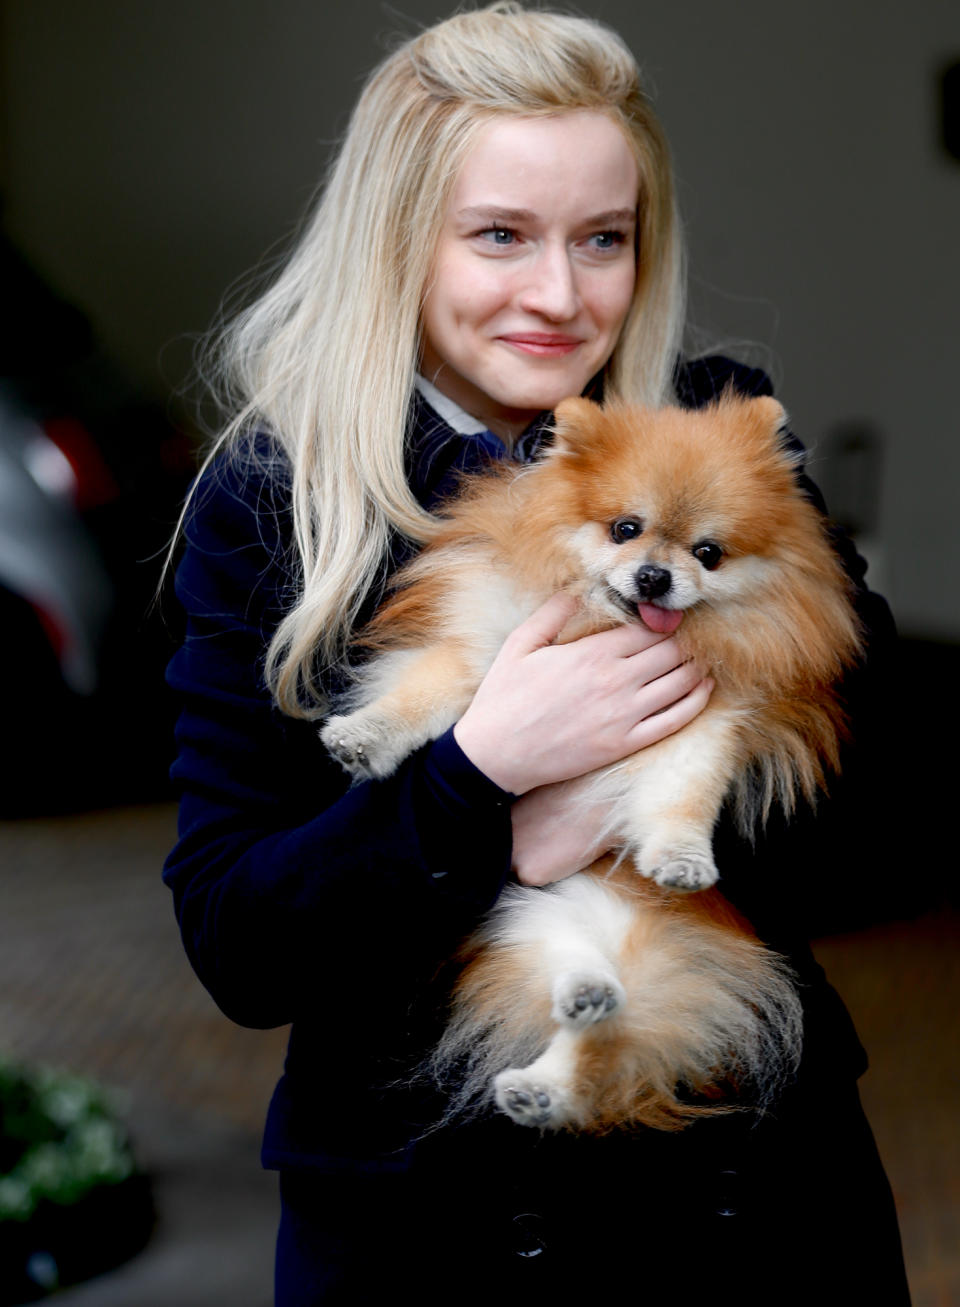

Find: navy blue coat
<box><xmin>163</xmin><ymin>358</ymin><xmax>892</xmax><ymax>1180</ymax></box>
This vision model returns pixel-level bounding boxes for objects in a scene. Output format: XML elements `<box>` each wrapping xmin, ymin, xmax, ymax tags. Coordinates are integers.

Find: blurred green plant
<box><xmin>0</xmin><ymin>1058</ymin><xmax>152</xmax><ymax>1302</ymax></box>
<box><xmin>0</xmin><ymin>1061</ymin><xmax>135</xmax><ymax>1221</ymax></box>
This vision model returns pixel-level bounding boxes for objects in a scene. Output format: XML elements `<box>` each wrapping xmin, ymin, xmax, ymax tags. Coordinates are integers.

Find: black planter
<box><xmin>0</xmin><ymin>1171</ymin><xmax>154</xmax><ymax>1304</ymax></box>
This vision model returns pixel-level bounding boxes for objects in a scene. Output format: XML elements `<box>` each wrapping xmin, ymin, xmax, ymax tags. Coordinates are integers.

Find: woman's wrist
<box><xmin>429</xmin><ymin>726</ymin><xmax>517</xmax><ymax>807</ymax></box>
<box><xmin>452</xmin><ymin>715</ymin><xmax>527</xmax><ymax>796</ymax></box>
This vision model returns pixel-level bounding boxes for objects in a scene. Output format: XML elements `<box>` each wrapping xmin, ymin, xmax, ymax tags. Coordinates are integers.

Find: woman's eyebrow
<box><xmin>588</xmin><ymin>208</ymin><xmax>637</xmax><ymax>226</ymax></box>
<box><xmin>454</xmin><ymin>205</ymin><xmax>539</xmax><ymax>225</ymax></box>
<box><xmin>454</xmin><ymin>205</ymin><xmax>637</xmax><ymax>226</ymax></box>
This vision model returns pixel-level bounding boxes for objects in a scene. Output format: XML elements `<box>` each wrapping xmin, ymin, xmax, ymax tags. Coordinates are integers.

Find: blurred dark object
<box><xmin>816</xmin><ymin>421</ymin><xmax>883</xmax><ymax>539</ymax></box>
<box><xmin>802</xmin><ymin>634</ymin><xmax>957</xmax><ymax>936</ymax></box>
<box><xmin>0</xmin><ymin>235</ymin><xmax>195</xmax><ymax>816</ymax></box>
<box><xmin>941</xmin><ymin>58</ymin><xmax>960</xmax><ymax>162</ymax></box>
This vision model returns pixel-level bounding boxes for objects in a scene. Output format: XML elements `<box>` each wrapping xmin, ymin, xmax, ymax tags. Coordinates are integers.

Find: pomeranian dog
<box><xmin>321</xmin><ymin>394</ymin><xmax>862</xmax><ymax>1132</ymax></box>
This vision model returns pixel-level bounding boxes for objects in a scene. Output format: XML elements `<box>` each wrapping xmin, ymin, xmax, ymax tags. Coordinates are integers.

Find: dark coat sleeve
<box><xmin>162</xmin><ymin>452</ymin><xmax>513</xmax><ymax>1032</ymax></box>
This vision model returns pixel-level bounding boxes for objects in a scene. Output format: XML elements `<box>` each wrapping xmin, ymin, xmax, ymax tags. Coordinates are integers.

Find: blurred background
<box><xmin>0</xmin><ymin>1</ymin><xmax>956</xmax><ymax>1303</ymax></box>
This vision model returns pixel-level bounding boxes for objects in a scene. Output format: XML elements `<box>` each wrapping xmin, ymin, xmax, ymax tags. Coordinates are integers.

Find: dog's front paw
<box><xmin>649</xmin><ymin>852</ymin><xmax>718</xmax><ymax>892</ymax></box>
<box><xmin>551</xmin><ymin>971</ymin><xmax>625</xmax><ymax>1029</ymax></box>
<box><xmin>494</xmin><ymin>1069</ymin><xmax>571</xmax><ymax>1129</ymax></box>
<box><xmin>320</xmin><ymin>713</ymin><xmax>396</xmax><ymax>780</ymax></box>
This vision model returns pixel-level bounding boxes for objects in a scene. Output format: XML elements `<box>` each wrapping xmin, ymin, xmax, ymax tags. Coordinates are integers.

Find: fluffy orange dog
<box><xmin>322</xmin><ymin>394</ymin><xmax>862</xmax><ymax>1132</ymax></box>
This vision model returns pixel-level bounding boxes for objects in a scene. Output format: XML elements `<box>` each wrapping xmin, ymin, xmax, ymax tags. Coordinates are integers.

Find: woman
<box><xmin>164</xmin><ymin>5</ymin><xmax>909</xmax><ymax>1302</ymax></box>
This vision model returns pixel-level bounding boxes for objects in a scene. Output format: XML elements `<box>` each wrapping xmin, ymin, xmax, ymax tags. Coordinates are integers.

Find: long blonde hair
<box><xmin>205</xmin><ymin>2</ymin><xmax>686</xmax><ymax>718</ymax></box>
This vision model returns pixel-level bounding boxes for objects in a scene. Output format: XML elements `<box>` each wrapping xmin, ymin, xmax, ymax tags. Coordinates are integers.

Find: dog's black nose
<box><xmin>634</xmin><ymin>564</ymin><xmax>672</xmax><ymax>599</ymax></box>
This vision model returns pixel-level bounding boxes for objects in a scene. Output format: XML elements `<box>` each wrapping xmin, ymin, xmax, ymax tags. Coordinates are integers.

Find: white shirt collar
<box><xmin>414</xmin><ymin>374</ymin><xmax>489</xmax><ymax>436</ymax></box>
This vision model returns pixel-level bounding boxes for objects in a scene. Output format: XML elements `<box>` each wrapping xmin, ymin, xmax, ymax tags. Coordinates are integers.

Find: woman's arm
<box><xmin>163</xmin><ymin>456</ymin><xmax>517</xmax><ymax>1030</ymax></box>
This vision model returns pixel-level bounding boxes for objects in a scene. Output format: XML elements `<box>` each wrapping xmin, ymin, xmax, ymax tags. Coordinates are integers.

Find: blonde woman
<box><xmin>164</xmin><ymin>5</ymin><xmax>908</xmax><ymax>1302</ymax></box>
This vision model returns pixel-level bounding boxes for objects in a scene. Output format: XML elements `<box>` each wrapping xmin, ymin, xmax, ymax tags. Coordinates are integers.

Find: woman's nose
<box><xmin>517</xmin><ymin>244</ymin><xmax>580</xmax><ymax>321</ymax></box>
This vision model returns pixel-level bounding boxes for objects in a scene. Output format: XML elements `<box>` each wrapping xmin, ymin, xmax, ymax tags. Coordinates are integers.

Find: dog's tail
<box><xmin>429</xmin><ymin>865</ymin><xmax>802</xmax><ymax>1133</ymax></box>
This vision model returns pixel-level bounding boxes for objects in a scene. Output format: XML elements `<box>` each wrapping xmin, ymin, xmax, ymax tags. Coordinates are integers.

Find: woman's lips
<box><xmin>498</xmin><ymin>333</ymin><xmax>582</xmax><ymax>356</ymax></box>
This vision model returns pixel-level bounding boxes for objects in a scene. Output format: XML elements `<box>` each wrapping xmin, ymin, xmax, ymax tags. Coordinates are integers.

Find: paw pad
<box><xmin>495</xmin><ymin>1076</ymin><xmax>556</xmax><ymax>1127</ymax></box>
<box><xmin>553</xmin><ymin>973</ymin><xmax>624</xmax><ymax>1029</ymax></box>
<box><xmin>319</xmin><ymin>718</ymin><xmax>376</xmax><ymax>778</ymax></box>
<box><xmin>651</xmin><ymin>854</ymin><xmax>718</xmax><ymax>892</ymax></box>
<box><xmin>331</xmin><ymin>737</ymin><xmax>367</xmax><ymax>766</ymax></box>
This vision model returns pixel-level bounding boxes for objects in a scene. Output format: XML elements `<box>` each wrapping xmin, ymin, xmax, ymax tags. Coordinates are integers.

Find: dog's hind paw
<box><xmin>494</xmin><ymin>1070</ymin><xmax>571</xmax><ymax>1129</ymax></box>
<box><xmin>552</xmin><ymin>971</ymin><xmax>625</xmax><ymax>1029</ymax></box>
<box><xmin>651</xmin><ymin>852</ymin><xmax>718</xmax><ymax>892</ymax></box>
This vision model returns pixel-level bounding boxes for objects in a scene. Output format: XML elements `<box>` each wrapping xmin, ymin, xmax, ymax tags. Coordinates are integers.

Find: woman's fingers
<box><xmin>501</xmin><ymin>591</ymin><xmax>579</xmax><ymax>655</ymax></box>
<box><xmin>628</xmin><ymin>676</ymin><xmax>715</xmax><ymax>751</ymax></box>
<box><xmin>570</xmin><ymin>616</ymin><xmax>670</xmax><ymax>658</ymax></box>
<box><xmin>506</xmin><ymin>594</ymin><xmax>673</xmax><ymax>662</ymax></box>
<box><xmin>633</xmin><ymin>656</ymin><xmax>705</xmax><ymax>715</ymax></box>
<box><xmin>622</xmin><ymin>634</ymin><xmax>690</xmax><ymax>684</ymax></box>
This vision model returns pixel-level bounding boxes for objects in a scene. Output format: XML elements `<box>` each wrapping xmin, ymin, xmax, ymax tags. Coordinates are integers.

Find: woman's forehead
<box><xmin>445</xmin><ymin>112</ymin><xmax>639</xmax><ymax>223</ymax></box>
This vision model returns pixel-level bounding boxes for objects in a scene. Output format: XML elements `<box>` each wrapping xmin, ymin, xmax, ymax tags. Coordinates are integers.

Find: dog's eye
<box><xmin>610</xmin><ymin>517</ymin><xmax>643</xmax><ymax>544</ymax></box>
<box><xmin>693</xmin><ymin>541</ymin><xmax>723</xmax><ymax>570</ymax></box>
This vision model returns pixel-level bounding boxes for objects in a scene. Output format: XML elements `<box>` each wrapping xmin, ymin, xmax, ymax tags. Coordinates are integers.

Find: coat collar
<box><xmin>405</xmin><ymin>391</ymin><xmax>553</xmax><ymax>514</ymax></box>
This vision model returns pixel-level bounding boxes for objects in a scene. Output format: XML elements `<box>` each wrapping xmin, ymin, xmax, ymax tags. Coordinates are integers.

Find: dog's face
<box><xmin>578</xmin><ymin>505</ymin><xmax>748</xmax><ymax>633</ymax></box>
<box><xmin>548</xmin><ymin>395</ymin><xmax>803</xmax><ymax>632</ymax></box>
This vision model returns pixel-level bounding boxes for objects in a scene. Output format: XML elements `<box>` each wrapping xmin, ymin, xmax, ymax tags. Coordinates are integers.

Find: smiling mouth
<box><xmin>499</xmin><ymin>334</ymin><xmax>582</xmax><ymax>356</ymax></box>
<box><xmin>607</xmin><ymin>586</ymin><xmax>640</xmax><ymax>618</ymax></box>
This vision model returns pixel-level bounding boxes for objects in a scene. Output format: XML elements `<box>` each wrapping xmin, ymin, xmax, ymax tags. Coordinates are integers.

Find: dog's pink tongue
<box><xmin>638</xmin><ymin>603</ymin><xmax>684</xmax><ymax>634</ymax></box>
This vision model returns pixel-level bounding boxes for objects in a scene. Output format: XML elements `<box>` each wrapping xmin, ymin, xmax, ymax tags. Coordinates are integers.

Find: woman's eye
<box><xmin>589</xmin><ymin>230</ymin><xmax>626</xmax><ymax>251</ymax></box>
<box><xmin>478</xmin><ymin>227</ymin><xmax>516</xmax><ymax>246</ymax></box>
<box><xmin>693</xmin><ymin>541</ymin><xmax>724</xmax><ymax>570</ymax></box>
<box><xmin>611</xmin><ymin>517</ymin><xmax>643</xmax><ymax>543</ymax></box>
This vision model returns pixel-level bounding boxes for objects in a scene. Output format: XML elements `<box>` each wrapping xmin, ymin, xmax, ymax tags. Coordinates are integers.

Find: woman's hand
<box><xmin>510</xmin><ymin>779</ymin><xmax>615</xmax><ymax>886</ymax></box>
<box><xmin>453</xmin><ymin>592</ymin><xmax>714</xmax><ymax>797</ymax></box>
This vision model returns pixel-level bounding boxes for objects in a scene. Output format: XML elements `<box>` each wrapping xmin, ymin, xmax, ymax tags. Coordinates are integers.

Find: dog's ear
<box><xmin>731</xmin><ymin>395</ymin><xmax>803</xmax><ymax>473</ymax></box>
<box><xmin>745</xmin><ymin>395</ymin><xmax>788</xmax><ymax>435</ymax></box>
<box><xmin>717</xmin><ymin>389</ymin><xmax>788</xmax><ymax>441</ymax></box>
<box><xmin>552</xmin><ymin>396</ymin><xmax>602</xmax><ymax>452</ymax></box>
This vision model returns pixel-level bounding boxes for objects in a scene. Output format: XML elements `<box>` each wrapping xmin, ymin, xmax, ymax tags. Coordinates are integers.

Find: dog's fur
<box><xmin>321</xmin><ymin>394</ymin><xmax>862</xmax><ymax>1132</ymax></box>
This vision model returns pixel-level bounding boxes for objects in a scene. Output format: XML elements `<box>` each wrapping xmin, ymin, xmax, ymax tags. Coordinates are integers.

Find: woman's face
<box><xmin>420</xmin><ymin>111</ymin><xmax>640</xmax><ymax>441</ymax></box>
